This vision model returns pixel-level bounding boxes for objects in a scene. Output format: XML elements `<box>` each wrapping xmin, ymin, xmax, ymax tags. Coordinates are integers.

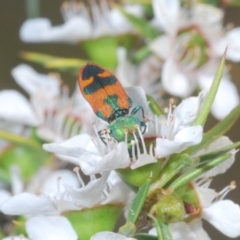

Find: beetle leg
<box><xmin>98</xmin><ymin>129</ymin><xmax>108</xmax><ymax>145</ymax></box>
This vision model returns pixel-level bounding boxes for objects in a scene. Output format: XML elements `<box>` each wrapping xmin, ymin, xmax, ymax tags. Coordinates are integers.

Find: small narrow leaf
<box><xmin>127</xmin><ymin>174</ymin><xmax>152</xmax><ymax>224</ymax></box>
<box><xmin>0</xmin><ymin>130</ymin><xmax>41</xmax><ymax>150</ymax></box>
<box><xmin>119</xmin><ymin>8</ymin><xmax>159</xmax><ymax>40</ymax></box>
<box><xmin>133</xmin><ymin>233</ymin><xmax>158</xmax><ymax>240</ymax></box>
<box><xmin>190</xmin><ymin>104</ymin><xmax>240</xmax><ymax>154</ymax></box>
<box><xmin>20</xmin><ymin>51</ymin><xmax>88</xmax><ymax>72</ymax></box>
<box><xmin>147</xmin><ymin>95</ymin><xmax>164</xmax><ymax>116</ymax></box>
<box><xmin>131</xmin><ymin>46</ymin><xmax>151</xmax><ymax>63</ymax></box>
<box><xmin>149</xmin><ymin>154</ymin><xmax>192</xmax><ymax>194</ymax></box>
<box><xmin>168</xmin><ymin>153</ymin><xmax>231</xmax><ymax>190</ymax></box>
<box><xmin>198</xmin><ymin>141</ymin><xmax>240</xmax><ymax>163</ymax></box>
<box><xmin>194</xmin><ymin>51</ymin><xmax>226</xmax><ymax>126</ymax></box>
<box><xmin>119</xmin><ymin>174</ymin><xmax>152</xmax><ymax>236</ymax></box>
<box><xmin>148</xmin><ymin>215</ymin><xmax>173</xmax><ymax>240</ymax></box>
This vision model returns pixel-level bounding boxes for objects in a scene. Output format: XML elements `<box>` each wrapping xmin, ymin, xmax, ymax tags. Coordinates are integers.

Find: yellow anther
<box><xmin>73</xmin><ymin>167</ymin><xmax>80</xmax><ymax>172</ymax></box>
<box><xmin>231</xmin><ymin>181</ymin><xmax>237</xmax><ymax>189</ymax></box>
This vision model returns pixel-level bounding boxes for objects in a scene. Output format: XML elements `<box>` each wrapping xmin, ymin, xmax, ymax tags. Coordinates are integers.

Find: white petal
<box><xmin>215</xmin><ymin>28</ymin><xmax>240</xmax><ymax>62</ymax></box>
<box><xmin>188</xmin><ymin>219</ymin><xmax>211</xmax><ymax>240</ymax></box>
<box><xmin>198</xmin><ymin>74</ymin><xmax>239</xmax><ymax>119</ymax></box>
<box><xmin>64</xmin><ymin>172</ymin><xmax>109</xmax><ymax>208</ymax></box>
<box><xmin>10</xmin><ymin>165</ymin><xmax>24</xmax><ymax>195</ymax></box>
<box><xmin>202</xmin><ymin>200</ymin><xmax>240</xmax><ymax>238</ymax></box>
<box><xmin>152</xmin><ymin>0</ymin><xmax>180</xmax><ymax>35</ymax></box>
<box><xmin>12</xmin><ymin>64</ymin><xmax>60</xmax><ymax>97</ymax></box>
<box><xmin>91</xmin><ymin>231</ymin><xmax>136</xmax><ymax>240</ymax></box>
<box><xmin>41</xmin><ymin>170</ymin><xmax>79</xmax><ymax>196</ymax></box>
<box><xmin>102</xmin><ymin>171</ymin><xmax>133</xmax><ymax>205</ymax></box>
<box><xmin>131</xmin><ymin>153</ymin><xmax>157</xmax><ymax>169</ymax></box>
<box><xmin>116</xmin><ymin>47</ymin><xmax>136</xmax><ymax>87</ymax></box>
<box><xmin>195</xmin><ymin>186</ymin><xmax>217</xmax><ymax>208</ymax></box>
<box><xmin>173</xmin><ymin>91</ymin><xmax>206</xmax><ymax>129</ymax></box>
<box><xmin>0</xmin><ymin>190</ymin><xmax>11</xmax><ymax>206</ymax></box>
<box><xmin>194</xmin><ymin>136</ymin><xmax>235</xmax><ymax>178</ymax></box>
<box><xmin>26</xmin><ymin>215</ymin><xmax>77</xmax><ymax>240</ymax></box>
<box><xmin>2</xmin><ymin>237</ymin><xmax>29</xmax><ymax>240</ymax></box>
<box><xmin>149</xmin><ymin>223</ymin><xmax>199</xmax><ymax>240</ymax></box>
<box><xmin>155</xmin><ymin>125</ymin><xmax>203</xmax><ymax>158</ymax></box>
<box><xmin>43</xmin><ymin>134</ymin><xmax>96</xmax><ymax>158</ymax></box>
<box><xmin>193</xmin><ymin>4</ymin><xmax>223</xmax><ymax>28</ymax></box>
<box><xmin>79</xmin><ymin>142</ymin><xmax>130</xmax><ymax>175</ymax></box>
<box><xmin>162</xmin><ymin>59</ymin><xmax>196</xmax><ymax>98</ymax></box>
<box><xmin>1</xmin><ymin>193</ymin><xmax>56</xmax><ymax>216</ymax></box>
<box><xmin>0</xmin><ymin>90</ymin><xmax>39</xmax><ymax>126</ymax></box>
<box><xmin>125</xmin><ymin>86</ymin><xmax>149</xmax><ymax>114</ymax></box>
<box><xmin>170</xmin><ymin>222</ymin><xmax>198</xmax><ymax>240</ymax></box>
<box><xmin>20</xmin><ymin>18</ymin><xmax>92</xmax><ymax>44</ymax></box>
<box><xmin>149</xmin><ymin>35</ymin><xmax>171</xmax><ymax>59</ymax></box>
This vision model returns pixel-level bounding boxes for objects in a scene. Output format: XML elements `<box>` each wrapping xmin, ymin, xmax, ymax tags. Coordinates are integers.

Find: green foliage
<box><xmin>119</xmin><ymin>8</ymin><xmax>159</xmax><ymax>40</ymax></box>
<box><xmin>20</xmin><ymin>51</ymin><xmax>88</xmax><ymax>74</ymax></box>
<box><xmin>194</xmin><ymin>51</ymin><xmax>226</xmax><ymax>126</ymax></box>
<box><xmin>65</xmin><ymin>205</ymin><xmax>123</xmax><ymax>240</ymax></box>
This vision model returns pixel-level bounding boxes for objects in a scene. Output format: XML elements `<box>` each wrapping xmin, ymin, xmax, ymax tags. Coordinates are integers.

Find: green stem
<box><xmin>168</xmin><ymin>153</ymin><xmax>231</xmax><ymax>190</ymax></box>
<box><xmin>194</xmin><ymin>51</ymin><xmax>226</xmax><ymax>126</ymax></box>
<box><xmin>25</xmin><ymin>0</ymin><xmax>40</xmax><ymax>18</ymax></box>
<box><xmin>0</xmin><ymin>130</ymin><xmax>42</xmax><ymax>150</ymax></box>
<box><xmin>149</xmin><ymin>215</ymin><xmax>173</xmax><ymax>240</ymax></box>
<box><xmin>147</xmin><ymin>154</ymin><xmax>191</xmax><ymax>206</ymax></box>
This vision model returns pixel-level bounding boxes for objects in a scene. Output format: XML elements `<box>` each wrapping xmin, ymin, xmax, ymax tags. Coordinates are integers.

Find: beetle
<box><xmin>78</xmin><ymin>62</ymin><xmax>148</xmax><ymax>150</ymax></box>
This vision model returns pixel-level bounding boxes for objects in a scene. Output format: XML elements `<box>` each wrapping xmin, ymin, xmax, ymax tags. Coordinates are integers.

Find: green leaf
<box><xmin>127</xmin><ymin>174</ymin><xmax>152</xmax><ymax>224</ymax></box>
<box><xmin>149</xmin><ymin>154</ymin><xmax>192</xmax><ymax>193</ymax></box>
<box><xmin>190</xmin><ymin>104</ymin><xmax>240</xmax><ymax>154</ymax></box>
<box><xmin>147</xmin><ymin>95</ymin><xmax>164</xmax><ymax>116</ymax></box>
<box><xmin>20</xmin><ymin>51</ymin><xmax>88</xmax><ymax>73</ymax></box>
<box><xmin>168</xmin><ymin>153</ymin><xmax>231</xmax><ymax>190</ymax></box>
<box><xmin>148</xmin><ymin>215</ymin><xmax>173</xmax><ymax>240</ymax></box>
<box><xmin>194</xmin><ymin>51</ymin><xmax>226</xmax><ymax>126</ymax></box>
<box><xmin>119</xmin><ymin>174</ymin><xmax>152</xmax><ymax>236</ymax></box>
<box><xmin>134</xmin><ymin>233</ymin><xmax>158</xmax><ymax>240</ymax></box>
<box><xmin>131</xmin><ymin>46</ymin><xmax>151</xmax><ymax>63</ymax></box>
<box><xmin>0</xmin><ymin>130</ymin><xmax>41</xmax><ymax>150</ymax></box>
<box><xmin>65</xmin><ymin>204</ymin><xmax>123</xmax><ymax>240</ymax></box>
<box><xmin>119</xmin><ymin>8</ymin><xmax>159</xmax><ymax>40</ymax></box>
<box><xmin>82</xmin><ymin>35</ymin><xmax>136</xmax><ymax>70</ymax></box>
<box><xmin>198</xmin><ymin>141</ymin><xmax>240</xmax><ymax>163</ymax></box>
<box><xmin>122</xmin><ymin>0</ymin><xmax>152</xmax><ymax>4</ymax></box>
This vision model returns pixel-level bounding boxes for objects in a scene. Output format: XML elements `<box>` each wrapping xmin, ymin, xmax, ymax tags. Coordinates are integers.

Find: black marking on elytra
<box><xmin>82</xmin><ymin>64</ymin><xmax>104</xmax><ymax>80</ymax></box>
<box><xmin>82</xmin><ymin>64</ymin><xmax>117</xmax><ymax>95</ymax></box>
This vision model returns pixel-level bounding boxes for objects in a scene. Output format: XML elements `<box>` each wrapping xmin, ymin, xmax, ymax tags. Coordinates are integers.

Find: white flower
<box><xmin>146</xmin><ymin>91</ymin><xmax>205</xmax><ymax>158</ymax></box>
<box><xmin>43</xmin><ymin>134</ymin><xmax>131</xmax><ymax>175</ymax></box>
<box><xmin>20</xmin><ymin>1</ymin><xmax>143</xmax><ymax>44</ymax></box>
<box><xmin>1</xmin><ymin>215</ymin><xmax>78</xmax><ymax>240</ymax></box>
<box><xmin>150</xmin><ymin>0</ymin><xmax>240</xmax><ymax>119</ymax></box>
<box><xmin>43</xmin><ymin>86</ymin><xmax>158</xmax><ymax>173</ymax></box>
<box><xmin>11</xmin><ymin>64</ymin><xmax>95</xmax><ymax>142</ymax></box>
<box><xmin>1</xmin><ymin>169</ymin><xmax>79</xmax><ymax>215</ymax></box>
<box><xmin>116</xmin><ymin>47</ymin><xmax>163</xmax><ymax>100</ymax></box>
<box><xmin>193</xmin><ymin>136</ymin><xmax>236</xmax><ymax>178</ymax></box>
<box><xmin>2</xmin><ymin>236</ymin><xmax>29</xmax><ymax>240</ymax></box>
<box><xmin>0</xmin><ymin>90</ymin><xmax>39</xmax><ymax>127</ymax></box>
<box><xmin>26</xmin><ymin>215</ymin><xmax>77</xmax><ymax>240</ymax></box>
<box><xmin>91</xmin><ymin>231</ymin><xmax>136</xmax><ymax>240</ymax></box>
<box><xmin>149</xmin><ymin>222</ymin><xmax>199</xmax><ymax>240</ymax></box>
<box><xmin>190</xmin><ymin>179</ymin><xmax>240</xmax><ymax>238</ymax></box>
<box><xmin>1</xmin><ymin>169</ymin><xmax>131</xmax><ymax>217</ymax></box>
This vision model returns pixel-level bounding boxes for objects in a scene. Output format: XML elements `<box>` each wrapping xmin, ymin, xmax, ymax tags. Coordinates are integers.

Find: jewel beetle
<box><xmin>78</xmin><ymin>62</ymin><xmax>148</xmax><ymax>150</ymax></box>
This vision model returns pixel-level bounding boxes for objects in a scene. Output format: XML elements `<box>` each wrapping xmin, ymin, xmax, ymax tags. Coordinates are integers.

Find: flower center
<box><xmin>175</xmin><ymin>25</ymin><xmax>210</xmax><ymax>70</ymax></box>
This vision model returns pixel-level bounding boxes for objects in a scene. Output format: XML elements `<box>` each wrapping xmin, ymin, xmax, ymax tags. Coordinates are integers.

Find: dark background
<box><xmin>0</xmin><ymin>1</ymin><xmax>239</xmax><ymax>239</ymax></box>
